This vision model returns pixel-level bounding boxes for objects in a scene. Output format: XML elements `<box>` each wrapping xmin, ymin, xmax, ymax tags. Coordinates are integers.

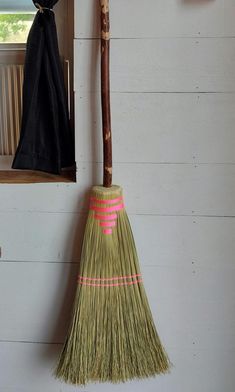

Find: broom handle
<box><xmin>100</xmin><ymin>0</ymin><xmax>112</xmax><ymax>187</ymax></box>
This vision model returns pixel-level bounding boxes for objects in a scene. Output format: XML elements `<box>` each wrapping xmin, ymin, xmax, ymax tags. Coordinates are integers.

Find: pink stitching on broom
<box><xmin>78</xmin><ymin>273</ymin><xmax>142</xmax><ymax>282</ymax></box>
<box><xmin>90</xmin><ymin>203</ymin><xmax>124</xmax><ymax>213</ymax></box>
<box><xmin>103</xmin><ymin>228</ymin><xmax>112</xmax><ymax>234</ymax></box>
<box><xmin>100</xmin><ymin>221</ymin><xmax>116</xmax><ymax>227</ymax></box>
<box><xmin>95</xmin><ymin>213</ymin><xmax>117</xmax><ymax>220</ymax></box>
<box><xmin>90</xmin><ymin>196</ymin><xmax>123</xmax><ymax>204</ymax></box>
<box><xmin>78</xmin><ymin>279</ymin><xmax>143</xmax><ymax>287</ymax></box>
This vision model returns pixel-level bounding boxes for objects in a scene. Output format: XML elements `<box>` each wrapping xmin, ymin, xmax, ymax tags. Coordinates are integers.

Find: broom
<box><xmin>55</xmin><ymin>0</ymin><xmax>171</xmax><ymax>385</ymax></box>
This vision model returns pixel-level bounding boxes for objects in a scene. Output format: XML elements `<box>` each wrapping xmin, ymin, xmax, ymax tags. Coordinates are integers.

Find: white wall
<box><xmin>0</xmin><ymin>1</ymin><xmax>235</xmax><ymax>391</ymax></box>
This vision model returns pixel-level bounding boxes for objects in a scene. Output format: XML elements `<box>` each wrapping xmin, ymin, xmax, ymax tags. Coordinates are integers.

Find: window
<box><xmin>0</xmin><ymin>14</ymin><xmax>35</xmax><ymax>44</ymax></box>
<box><xmin>0</xmin><ymin>1</ymin><xmax>35</xmax><ymax>43</ymax></box>
<box><xmin>0</xmin><ymin>0</ymin><xmax>75</xmax><ymax>183</ymax></box>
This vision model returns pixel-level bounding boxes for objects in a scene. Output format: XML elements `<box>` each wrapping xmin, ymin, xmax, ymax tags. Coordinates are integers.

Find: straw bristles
<box><xmin>55</xmin><ymin>185</ymin><xmax>171</xmax><ymax>385</ymax></box>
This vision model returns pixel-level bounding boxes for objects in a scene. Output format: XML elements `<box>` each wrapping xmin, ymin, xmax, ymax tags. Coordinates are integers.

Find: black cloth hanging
<box><xmin>12</xmin><ymin>0</ymin><xmax>75</xmax><ymax>174</ymax></box>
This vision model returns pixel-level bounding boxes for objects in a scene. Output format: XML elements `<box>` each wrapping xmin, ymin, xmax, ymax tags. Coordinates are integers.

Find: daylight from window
<box><xmin>0</xmin><ymin>13</ymin><xmax>35</xmax><ymax>43</ymax></box>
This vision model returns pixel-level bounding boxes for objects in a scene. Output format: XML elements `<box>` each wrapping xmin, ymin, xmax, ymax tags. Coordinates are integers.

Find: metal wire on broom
<box><xmin>55</xmin><ymin>0</ymin><xmax>171</xmax><ymax>385</ymax></box>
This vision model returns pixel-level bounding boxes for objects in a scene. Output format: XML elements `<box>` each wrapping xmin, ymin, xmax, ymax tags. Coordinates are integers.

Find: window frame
<box><xmin>0</xmin><ymin>1</ymin><xmax>76</xmax><ymax>184</ymax></box>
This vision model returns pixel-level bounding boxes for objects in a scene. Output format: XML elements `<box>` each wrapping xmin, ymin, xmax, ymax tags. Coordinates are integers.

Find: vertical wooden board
<box><xmin>75</xmin><ymin>92</ymin><xmax>235</xmax><ymax>164</ymax></box>
<box><xmin>0</xmin><ymin>212</ymin><xmax>86</xmax><ymax>262</ymax></box>
<box><xmin>75</xmin><ymin>0</ymin><xmax>235</xmax><ymax>39</ymax></box>
<box><xmin>74</xmin><ymin>38</ymin><xmax>235</xmax><ymax>93</ymax></box>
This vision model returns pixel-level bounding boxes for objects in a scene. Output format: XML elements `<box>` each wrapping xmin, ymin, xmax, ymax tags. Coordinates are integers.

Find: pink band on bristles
<box><xmin>95</xmin><ymin>213</ymin><xmax>117</xmax><ymax>221</ymax></box>
<box><xmin>100</xmin><ymin>221</ymin><xmax>116</xmax><ymax>227</ymax></box>
<box><xmin>78</xmin><ymin>279</ymin><xmax>143</xmax><ymax>287</ymax></box>
<box><xmin>78</xmin><ymin>274</ymin><xmax>142</xmax><ymax>282</ymax></box>
<box><xmin>90</xmin><ymin>196</ymin><xmax>123</xmax><ymax>205</ymax></box>
<box><xmin>103</xmin><ymin>228</ymin><xmax>112</xmax><ymax>235</ymax></box>
<box><xmin>90</xmin><ymin>203</ymin><xmax>124</xmax><ymax>213</ymax></box>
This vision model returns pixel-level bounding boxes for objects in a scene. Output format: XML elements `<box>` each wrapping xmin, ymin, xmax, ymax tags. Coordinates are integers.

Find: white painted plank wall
<box><xmin>74</xmin><ymin>38</ymin><xmax>235</xmax><ymax>93</ymax></box>
<box><xmin>75</xmin><ymin>0</ymin><xmax>235</xmax><ymax>39</ymax></box>
<box><xmin>0</xmin><ymin>1</ymin><xmax>235</xmax><ymax>391</ymax></box>
<box><xmin>76</xmin><ymin>93</ymin><xmax>235</xmax><ymax>164</ymax></box>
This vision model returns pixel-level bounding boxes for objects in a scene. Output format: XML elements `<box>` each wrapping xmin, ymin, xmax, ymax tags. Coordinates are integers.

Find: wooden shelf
<box><xmin>0</xmin><ymin>169</ymin><xmax>76</xmax><ymax>184</ymax></box>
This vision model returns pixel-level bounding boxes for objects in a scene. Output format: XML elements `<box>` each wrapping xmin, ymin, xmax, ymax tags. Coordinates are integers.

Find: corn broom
<box><xmin>55</xmin><ymin>0</ymin><xmax>171</xmax><ymax>385</ymax></box>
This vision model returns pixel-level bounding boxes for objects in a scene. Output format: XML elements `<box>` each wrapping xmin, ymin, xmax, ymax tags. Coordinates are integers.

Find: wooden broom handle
<box><xmin>100</xmin><ymin>0</ymin><xmax>112</xmax><ymax>187</ymax></box>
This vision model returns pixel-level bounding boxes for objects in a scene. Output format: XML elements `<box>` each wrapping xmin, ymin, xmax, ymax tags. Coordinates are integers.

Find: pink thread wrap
<box><xmin>79</xmin><ymin>274</ymin><xmax>142</xmax><ymax>282</ymax></box>
<box><xmin>90</xmin><ymin>203</ymin><xmax>124</xmax><ymax>213</ymax></box>
<box><xmin>90</xmin><ymin>195</ymin><xmax>125</xmax><ymax>235</ymax></box>
<box><xmin>90</xmin><ymin>196</ymin><xmax>123</xmax><ymax>205</ymax></box>
<box><xmin>78</xmin><ymin>273</ymin><xmax>143</xmax><ymax>286</ymax></box>
<box><xmin>100</xmin><ymin>221</ymin><xmax>116</xmax><ymax>227</ymax></box>
<box><xmin>103</xmin><ymin>228</ymin><xmax>112</xmax><ymax>234</ymax></box>
<box><xmin>78</xmin><ymin>279</ymin><xmax>143</xmax><ymax>287</ymax></box>
<box><xmin>95</xmin><ymin>213</ymin><xmax>117</xmax><ymax>220</ymax></box>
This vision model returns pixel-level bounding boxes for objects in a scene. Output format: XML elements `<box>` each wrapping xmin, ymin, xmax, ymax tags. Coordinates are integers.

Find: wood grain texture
<box><xmin>75</xmin><ymin>92</ymin><xmax>235</xmax><ymax>164</ymax></box>
<box><xmin>0</xmin><ymin>170</ymin><xmax>76</xmax><ymax>184</ymax></box>
<box><xmin>0</xmin><ymin>158</ymin><xmax>76</xmax><ymax>184</ymax></box>
<box><xmin>74</xmin><ymin>38</ymin><xmax>235</xmax><ymax>93</ymax></box>
<box><xmin>75</xmin><ymin>0</ymin><xmax>235</xmax><ymax>39</ymax></box>
<box><xmin>100</xmin><ymin>0</ymin><xmax>112</xmax><ymax>187</ymax></box>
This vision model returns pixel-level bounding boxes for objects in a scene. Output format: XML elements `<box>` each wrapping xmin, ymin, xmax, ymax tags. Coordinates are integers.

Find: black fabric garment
<box><xmin>12</xmin><ymin>0</ymin><xmax>75</xmax><ymax>174</ymax></box>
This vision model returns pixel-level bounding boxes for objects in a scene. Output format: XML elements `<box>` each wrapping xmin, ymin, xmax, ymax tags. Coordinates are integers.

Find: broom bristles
<box><xmin>55</xmin><ymin>185</ymin><xmax>171</xmax><ymax>385</ymax></box>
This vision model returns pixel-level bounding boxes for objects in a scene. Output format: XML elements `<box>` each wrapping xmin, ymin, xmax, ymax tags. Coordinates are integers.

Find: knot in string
<box><xmin>35</xmin><ymin>2</ymin><xmax>53</xmax><ymax>13</ymax></box>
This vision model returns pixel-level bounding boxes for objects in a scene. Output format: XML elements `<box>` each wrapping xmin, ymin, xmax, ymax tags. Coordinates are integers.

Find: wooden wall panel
<box><xmin>75</xmin><ymin>0</ymin><xmax>235</xmax><ymax>39</ymax></box>
<box><xmin>1</xmin><ymin>262</ymin><xmax>234</xmax><ymax>351</ymax></box>
<box><xmin>74</xmin><ymin>39</ymin><xmax>235</xmax><ymax>93</ymax></box>
<box><xmin>84</xmin><ymin>163</ymin><xmax>235</xmax><ymax>216</ymax></box>
<box><xmin>1</xmin><ymin>214</ymin><xmax>235</xmax><ymax>268</ymax></box>
<box><xmin>1</xmin><ymin>1</ymin><xmax>235</xmax><ymax>391</ymax></box>
<box><xmin>0</xmin><ymin>164</ymin><xmax>235</xmax><ymax>215</ymax></box>
<box><xmin>75</xmin><ymin>93</ymin><xmax>235</xmax><ymax>164</ymax></box>
<box><xmin>3</xmin><ymin>341</ymin><xmax>233</xmax><ymax>392</ymax></box>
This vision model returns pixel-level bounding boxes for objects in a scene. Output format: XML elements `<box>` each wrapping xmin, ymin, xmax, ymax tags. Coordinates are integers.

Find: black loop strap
<box><xmin>35</xmin><ymin>2</ymin><xmax>53</xmax><ymax>13</ymax></box>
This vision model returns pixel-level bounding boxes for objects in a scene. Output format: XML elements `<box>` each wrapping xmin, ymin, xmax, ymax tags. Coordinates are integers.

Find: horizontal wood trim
<box><xmin>0</xmin><ymin>169</ymin><xmax>76</xmax><ymax>184</ymax></box>
<box><xmin>0</xmin><ymin>49</ymin><xmax>26</xmax><ymax>65</ymax></box>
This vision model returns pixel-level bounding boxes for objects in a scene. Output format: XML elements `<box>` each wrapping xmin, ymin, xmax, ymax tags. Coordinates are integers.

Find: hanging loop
<box><xmin>35</xmin><ymin>3</ymin><xmax>53</xmax><ymax>13</ymax></box>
